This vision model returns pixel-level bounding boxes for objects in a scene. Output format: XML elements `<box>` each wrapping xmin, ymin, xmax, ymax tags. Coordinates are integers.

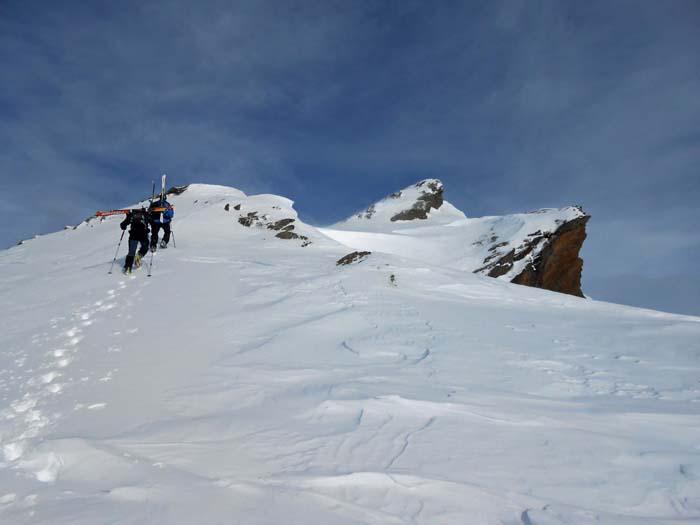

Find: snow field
<box><xmin>0</xmin><ymin>184</ymin><xmax>698</xmax><ymax>524</ymax></box>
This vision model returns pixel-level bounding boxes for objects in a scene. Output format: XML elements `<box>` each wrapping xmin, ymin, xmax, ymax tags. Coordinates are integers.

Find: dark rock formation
<box><xmin>360</xmin><ymin>205</ymin><xmax>376</xmax><ymax>220</ymax></box>
<box><xmin>237</xmin><ymin>211</ymin><xmax>311</xmax><ymax>247</ymax></box>
<box><xmin>475</xmin><ymin>213</ymin><xmax>590</xmax><ymax>297</ymax></box>
<box><xmin>510</xmin><ymin>215</ymin><xmax>590</xmax><ymax>297</ymax></box>
<box><xmin>238</xmin><ymin>212</ymin><xmax>261</xmax><ymax>227</ymax></box>
<box><xmin>275</xmin><ymin>230</ymin><xmax>311</xmax><ymax>247</ymax></box>
<box><xmin>390</xmin><ymin>180</ymin><xmax>444</xmax><ymax>222</ymax></box>
<box><xmin>275</xmin><ymin>230</ymin><xmax>303</xmax><ymax>240</ymax></box>
<box><xmin>336</xmin><ymin>251</ymin><xmax>372</xmax><ymax>266</ymax></box>
<box><xmin>268</xmin><ymin>218</ymin><xmax>296</xmax><ymax>231</ymax></box>
<box><xmin>166</xmin><ymin>185</ymin><xmax>189</xmax><ymax>196</ymax></box>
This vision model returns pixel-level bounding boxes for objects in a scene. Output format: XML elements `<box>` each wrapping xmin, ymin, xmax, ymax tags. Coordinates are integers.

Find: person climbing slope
<box><xmin>120</xmin><ymin>208</ymin><xmax>150</xmax><ymax>274</ymax></box>
<box><xmin>148</xmin><ymin>194</ymin><xmax>174</xmax><ymax>250</ymax></box>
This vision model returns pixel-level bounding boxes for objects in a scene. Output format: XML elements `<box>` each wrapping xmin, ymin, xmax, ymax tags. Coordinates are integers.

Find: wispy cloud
<box><xmin>0</xmin><ymin>0</ymin><xmax>698</xmax><ymax>313</ymax></box>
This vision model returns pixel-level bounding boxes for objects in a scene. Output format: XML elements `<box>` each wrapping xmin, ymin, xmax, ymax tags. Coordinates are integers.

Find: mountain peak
<box><xmin>388</xmin><ymin>179</ymin><xmax>444</xmax><ymax>221</ymax></box>
<box><xmin>334</xmin><ymin>179</ymin><xmax>466</xmax><ymax>230</ymax></box>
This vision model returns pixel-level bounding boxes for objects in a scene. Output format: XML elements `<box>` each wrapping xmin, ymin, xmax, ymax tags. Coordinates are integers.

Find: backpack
<box><xmin>131</xmin><ymin>209</ymin><xmax>148</xmax><ymax>228</ymax></box>
<box><xmin>150</xmin><ymin>199</ymin><xmax>173</xmax><ymax>223</ymax></box>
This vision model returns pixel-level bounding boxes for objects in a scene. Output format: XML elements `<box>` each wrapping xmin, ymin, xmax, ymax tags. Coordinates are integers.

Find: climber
<box><xmin>120</xmin><ymin>208</ymin><xmax>150</xmax><ymax>274</ymax></box>
<box><xmin>148</xmin><ymin>195</ymin><xmax>174</xmax><ymax>250</ymax></box>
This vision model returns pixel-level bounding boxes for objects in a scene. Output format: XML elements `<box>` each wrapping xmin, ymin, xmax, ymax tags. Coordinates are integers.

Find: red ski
<box><xmin>96</xmin><ymin>206</ymin><xmax>173</xmax><ymax>217</ymax></box>
<box><xmin>96</xmin><ymin>209</ymin><xmax>130</xmax><ymax>217</ymax></box>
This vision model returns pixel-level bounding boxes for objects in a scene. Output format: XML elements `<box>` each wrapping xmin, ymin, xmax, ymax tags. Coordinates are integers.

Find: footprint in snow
<box><xmin>2</xmin><ymin>442</ymin><xmax>25</xmax><ymax>462</ymax></box>
<box><xmin>0</xmin><ymin>493</ymin><xmax>17</xmax><ymax>506</ymax></box>
<box><xmin>41</xmin><ymin>372</ymin><xmax>60</xmax><ymax>384</ymax></box>
<box><xmin>613</xmin><ymin>354</ymin><xmax>642</xmax><ymax>364</ymax></box>
<box><xmin>56</xmin><ymin>358</ymin><xmax>72</xmax><ymax>368</ymax></box>
<box><xmin>64</xmin><ymin>327</ymin><xmax>81</xmax><ymax>338</ymax></box>
<box><xmin>23</xmin><ymin>452</ymin><xmax>63</xmax><ymax>483</ymax></box>
<box><xmin>96</xmin><ymin>302</ymin><xmax>116</xmax><ymax>312</ymax></box>
<box><xmin>12</xmin><ymin>397</ymin><xmax>38</xmax><ymax>414</ymax></box>
<box><xmin>99</xmin><ymin>370</ymin><xmax>114</xmax><ymax>382</ymax></box>
<box><xmin>46</xmin><ymin>383</ymin><xmax>62</xmax><ymax>394</ymax></box>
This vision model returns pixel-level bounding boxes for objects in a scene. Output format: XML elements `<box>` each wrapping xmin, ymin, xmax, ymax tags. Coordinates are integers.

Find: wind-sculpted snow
<box><xmin>0</xmin><ymin>184</ymin><xmax>699</xmax><ymax>524</ymax></box>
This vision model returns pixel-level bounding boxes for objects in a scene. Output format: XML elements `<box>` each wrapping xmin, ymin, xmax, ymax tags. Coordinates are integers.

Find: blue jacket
<box><xmin>149</xmin><ymin>199</ymin><xmax>174</xmax><ymax>224</ymax></box>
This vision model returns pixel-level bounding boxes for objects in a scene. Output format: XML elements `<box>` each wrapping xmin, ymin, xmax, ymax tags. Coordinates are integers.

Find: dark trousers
<box><xmin>125</xmin><ymin>236</ymin><xmax>149</xmax><ymax>270</ymax></box>
<box><xmin>151</xmin><ymin>222</ymin><xmax>171</xmax><ymax>247</ymax></box>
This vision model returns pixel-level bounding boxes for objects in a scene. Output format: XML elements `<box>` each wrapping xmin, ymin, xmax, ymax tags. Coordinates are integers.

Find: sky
<box><xmin>1</xmin><ymin>0</ymin><xmax>698</xmax><ymax>315</ymax></box>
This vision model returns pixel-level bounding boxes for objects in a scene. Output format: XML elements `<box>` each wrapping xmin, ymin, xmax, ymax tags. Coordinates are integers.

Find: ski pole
<box><xmin>147</xmin><ymin>249</ymin><xmax>155</xmax><ymax>277</ymax></box>
<box><xmin>170</xmin><ymin>230</ymin><xmax>176</xmax><ymax>248</ymax></box>
<box><xmin>108</xmin><ymin>230</ymin><xmax>125</xmax><ymax>274</ymax></box>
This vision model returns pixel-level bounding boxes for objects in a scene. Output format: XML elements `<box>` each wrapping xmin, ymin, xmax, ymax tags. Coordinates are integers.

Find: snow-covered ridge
<box><xmin>324</xmin><ymin>180</ymin><xmax>590</xmax><ymax>296</ymax></box>
<box><xmin>468</xmin><ymin>206</ymin><xmax>588</xmax><ymax>276</ymax></box>
<box><xmin>1</xmin><ymin>183</ymin><xmax>698</xmax><ymax>524</ymax></box>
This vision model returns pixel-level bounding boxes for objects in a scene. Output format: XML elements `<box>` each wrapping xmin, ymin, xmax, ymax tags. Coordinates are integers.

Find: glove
<box><xmin>121</xmin><ymin>224</ymin><xmax>126</xmax><ymax>231</ymax></box>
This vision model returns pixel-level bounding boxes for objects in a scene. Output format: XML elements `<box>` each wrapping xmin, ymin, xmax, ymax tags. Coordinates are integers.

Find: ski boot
<box><xmin>122</xmin><ymin>266</ymin><xmax>132</xmax><ymax>275</ymax></box>
<box><xmin>159</xmin><ymin>240</ymin><xmax>168</xmax><ymax>249</ymax></box>
<box><xmin>134</xmin><ymin>253</ymin><xmax>143</xmax><ymax>268</ymax></box>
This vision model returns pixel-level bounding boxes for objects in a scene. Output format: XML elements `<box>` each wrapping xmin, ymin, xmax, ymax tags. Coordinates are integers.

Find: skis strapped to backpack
<box><xmin>96</xmin><ymin>206</ymin><xmax>172</xmax><ymax>217</ymax></box>
<box><xmin>97</xmin><ymin>177</ymin><xmax>171</xmax><ymax>218</ymax></box>
<box><xmin>160</xmin><ymin>174</ymin><xmax>166</xmax><ymax>224</ymax></box>
<box><xmin>103</xmin><ymin>176</ymin><xmax>172</xmax><ymax>278</ymax></box>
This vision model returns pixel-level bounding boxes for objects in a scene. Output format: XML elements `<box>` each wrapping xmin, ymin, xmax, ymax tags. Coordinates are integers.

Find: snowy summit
<box><xmin>0</xmin><ymin>183</ymin><xmax>698</xmax><ymax>524</ymax></box>
<box><xmin>333</xmin><ymin>179</ymin><xmax>467</xmax><ymax>229</ymax></box>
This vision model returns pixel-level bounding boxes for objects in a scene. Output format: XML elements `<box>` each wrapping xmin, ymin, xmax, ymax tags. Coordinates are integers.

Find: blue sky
<box><xmin>1</xmin><ymin>0</ymin><xmax>699</xmax><ymax>315</ymax></box>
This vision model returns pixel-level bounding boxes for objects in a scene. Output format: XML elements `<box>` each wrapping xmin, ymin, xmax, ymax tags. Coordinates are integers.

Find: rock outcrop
<box><xmin>236</xmin><ymin>209</ymin><xmax>311</xmax><ymax>247</ymax></box>
<box><xmin>389</xmin><ymin>180</ymin><xmax>444</xmax><ymax>221</ymax></box>
<box><xmin>510</xmin><ymin>215</ymin><xmax>589</xmax><ymax>297</ymax></box>
<box><xmin>473</xmin><ymin>209</ymin><xmax>590</xmax><ymax>297</ymax></box>
<box><xmin>337</xmin><ymin>251</ymin><xmax>372</xmax><ymax>266</ymax></box>
<box><xmin>166</xmin><ymin>185</ymin><xmax>190</xmax><ymax>196</ymax></box>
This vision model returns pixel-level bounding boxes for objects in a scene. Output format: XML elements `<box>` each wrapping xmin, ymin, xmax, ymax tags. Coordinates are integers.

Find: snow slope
<box><xmin>0</xmin><ymin>184</ymin><xmax>699</xmax><ymax>524</ymax></box>
<box><xmin>323</xmin><ymin>207</ymin><xmax>585</xmax><ymax>281</ymax></box>
<box><xmin>325</xmin><ymin>180</ymin><xmax>588</xmax><ymax>282</ymax></box>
